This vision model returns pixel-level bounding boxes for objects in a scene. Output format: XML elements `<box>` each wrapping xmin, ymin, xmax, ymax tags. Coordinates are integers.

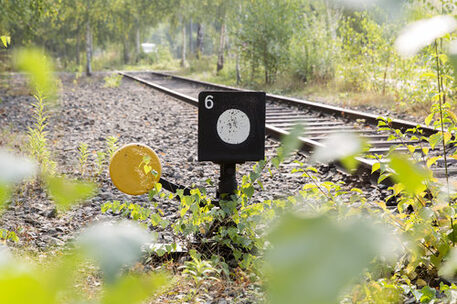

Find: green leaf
<box><xmin>312</xmin><ymin>132</ymin><xmax>365</xmax><ymax>171</ymax></box>
<box><xmin>396</xmin><ymin>16</ymin><xmax>457</xmax><ymax>57</ymax></box>
<box><xmin>378</xmin><ymin>173</ymin><xmax>391</xmax><ymax>184</ymax></box>
<box><xmin>440</xmin><ymin>248</ymin><xmax>457</xmax><ymax>278</ymax></box>
<box><xmin>0</xmin><ymin>150</ymin><xmax>37</xmax><ymax>184</ymax></box>
<box><xmin>77</xmin><ymin>221</ymin><xmax>154</xmax><ymax>284</ymax></box>
<box><xmin>150</xmin><ymin>213</ymin><xmax>161</xmax><ymax>227</ymax></box>
<box><xmin>428</xmin><ymin>133</ymin><xmax>442</xmax><ymax>150</ymax></box>
<box><xmin>426</xmin><ymin>156</ymin><xmax>440</xmax><ymax>168</ymax></box>
<box><xmin>372</xmin><ymin>162</ymin><xmax>381</xmax><ymax>173</ymax></box>
<box><xmin>243</xmin><ymin>185</ymin><xmax>255</xmax><ymax>198</ymax></box>
<box><xmin>389</xmin><ymin>154</ymin><xmax>429</xmax><ymax>194</ymax></box>
<box><xmin>279</xmin><ymin>124</ymin><xmax>305</xmax><ymax>161</ymax></box>
<box><xmin>341</xmin><ymin>155</ymin><xmax>359</xmax><ymax>171</ymax></box>
<box><xmin>0</xmin><ymin>36</ymin><xmax>10</xmax><ymax>48</ymax></box>
<box><xmin>155</xmin><ymin>248</ymin><xmax>166</xmax><ymax>257</ymax></box>
<box><xmin>257</xmin><ymin>180</ymin><xmax>264</xmax><ymax>190</ymax></box>
<box><xmin>46</xmin><ymin>176</ymin><xmax>96</xmax><ymax>208</ymax></box>
<box><xmin>420</xmin><ymin>286</ymin><xmax>436</xmax><ymax>302</ymax></box>
<box><xmin>159</xmin><ymin>219</ymin><xmax>169</xmax><ymax>229</ymax></box>
<box><xmin>0</xmin><ymin>184</ymin><xmax>10</xmax><ymax>208</ymax></box>
<box><xmin>420</xmin><ymin>72</ymin><xmax>437</xmax><ymax>79</ymax></box>
<box><xmin>271</xmin><ymin>157</ymin><xmax>280</xmax><ymax>169</ymax></box>
<box><xmin>0</xmin><ymin>266</ymin><xmax>55</xmax><ymax>304</ymax></box>
<box><xmin>101</xmin><ymin>273</ymin><xmax>168</xmax><ymax>304</ymax></box>
<box><xmin>444</xmin><ymin>132</ymin><xmax>452</xmax><ymax>145</ymax></box>
<box><xmin>422</xmin><ymin>147</ymin><xmax>430</xmax><ymax>156</ymax></box>
<box><xmin>266</xmin><ymin>214</ymin><xmax>399</xmax><ymax>304</ymax></box>
<box><xmin>14</xmin><ymin>48</ymin><xmax>57</xmax><ymax>99</ymax></box>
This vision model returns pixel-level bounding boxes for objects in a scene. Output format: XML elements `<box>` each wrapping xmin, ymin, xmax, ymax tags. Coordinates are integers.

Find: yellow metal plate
<box><xmin>109</xmin><ymin>143</ymin><xmax>161</xmax><ymax>195</ymax></box>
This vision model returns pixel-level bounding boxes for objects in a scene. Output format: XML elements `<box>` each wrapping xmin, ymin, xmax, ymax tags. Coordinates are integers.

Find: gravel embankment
<box><xmin>0</xmin><ymin>72</ymin><xmax>396</xmax><ymax>303</ymax></box>
<box><xmin>0</xmin><ymin>73</ymin><xmax>389</xmax><ymax>252</ymax></box>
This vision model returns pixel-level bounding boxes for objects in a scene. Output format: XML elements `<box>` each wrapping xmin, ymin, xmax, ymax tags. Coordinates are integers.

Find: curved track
<box><xmin>119</xmin><ymin>71</ymin><xmax>454</xmax><ymax>182</ymax></box>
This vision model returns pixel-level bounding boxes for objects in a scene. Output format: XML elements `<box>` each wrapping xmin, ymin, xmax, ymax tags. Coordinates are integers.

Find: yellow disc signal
<box><xmin>109</xmin><ymin>143</ymin><xmax>161</xmax><ymax>195</ymax></box>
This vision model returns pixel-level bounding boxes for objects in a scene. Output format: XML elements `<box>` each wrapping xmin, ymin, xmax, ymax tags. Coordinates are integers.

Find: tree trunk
<box><xmin>85</xmin><ymin>22</ymin><xmax>92</xmax><ymax>76</ymax></box>
<box><xmin>236</xmin><ymin>47</ymin><xmax>241</xmax><ymax>84</ymax></box>
<box><xmin>123</xmin><ymin>39</ymin><xmax>130</xmax><ymax>64</ymax></box>
<box><xmin>264</xmin><ymin>47</ymin><xmax>271</xmax><ymax>84</ymax></box>
<box><xmin>76</xmin><ymin>33</ymin><xmax>80</xmax><ymax>66</ymax></box>
<box><xmin>180</xmin><ymin>25</ymin><xmax>187</xmax><ymax>67</ymax></box>
<box><xmin>250</xmin><ymin>53</ymin><xmax>256</xmax><ymax>82</ymax></box>
<box><xmin>196</xmin><ymin>23</ymin><xmax>203</xmax><ymax>59</ymax></box>
<box><xmin>216</xmin><ymin>22</ymin><xmax>226</xmax><ymax>73</ymax></box>
<box><xmin>188</xmin><ymin>19</ymin><xmax>193</xmax><ymax>56</ymax></box>
<box><xmin>135</xmin><ymin>25</ymin><xmax>141</xmax><ymax>62</ymax></box>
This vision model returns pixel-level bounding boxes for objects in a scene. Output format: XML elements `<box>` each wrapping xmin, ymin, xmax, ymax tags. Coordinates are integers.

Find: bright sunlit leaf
<box><xmin>312</xmin><ymin>132</ymin><xmax>365</xmax><ymax>171</ymax></box>
<box><xmin>101</xmin><ymin>273</ymin><xmax>168</xmax><ymax>304</ymax></box>
<box><xmin>266</xmin><ymin>214</ymin><xmax>400</xmax><ymax>304</ymax></box>
<box><xmin>0</xmin><ymin>245</ymin><xmax>12</xmax><ymax>267</ymax></box>
<box><xmin>14</xmin><ymin>48</ymin><xmax>57</xmax><ymax>99</ymax></box>
<box><xmin>426</xmin><ymin>156</ymin><xmax>440</xmax><ymax>168</ymax></box>
<box><xmin>447</xmin><ymin>40</ymin><xmax>457</xmax><ymax>82</ymax></box>
<box><xmin>0</xmin><ymin>184</ymin><xmax>11</xmax><ymax>208</ymax></box>
<box><xmin>0</xmin><ymin>149</ymin><xmax>37</xmax><ymax>184</ymax></box>
<box><xmin>395</xmin><ymin>16</ymin><xmax>457</xmax><ymax>57</ymax></box>
<box><xmin>0</xmin><ymin>269</ymin><xmax>55</xmax><ymax>304</ymax></box>
<box><xmin>439</xmin><ymin>248</ymin><xmax>457</xmax><ymax>278</ymax></box>
<box><xmin>0</xmin><ymin>36</ymin><xmax>10</xmax><ymax>48</ymax></box>
<box><xmin>372</xmin><ymin>162</ymin><xmax>381</xmax><ymax>173</ymax></box>
<box><xmin>77</xmin><ymin>221</ymin><xmax>154</xmax><ymax>283</ymax></box>
<box><xmin>45</xmin><ymin>176</ymin><xmax>96</xmax><ymax>208</ymax></box>
<box><xmin>389</xmin><ymin>154</ymin><xmax>430</xmax><ymax>194</ymax></box>
<box><xmin>448</xmin><ymin>40</ymin><xmax>457</xmax><ymax>80</ymax></box>
<box><xmin>278</xmin><ymin>124</ymin><xmax>305</xmax><ymax>161</ymax></box>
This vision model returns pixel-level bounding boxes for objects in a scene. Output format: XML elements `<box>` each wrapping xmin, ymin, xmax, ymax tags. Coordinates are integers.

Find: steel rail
<box><xmin>119</xmin><ymin>71</ymin><xmax>379</xmax><ymax>180</ymax></box>
<box><xmin>159</xmin><ymin>178</ymin><xmax>191</xmax><ymax>196</ymax></box>
<box><xmin>131</xmin><ymin>70</ymin><xmax>437</xmax><ymax>137</ymax></box>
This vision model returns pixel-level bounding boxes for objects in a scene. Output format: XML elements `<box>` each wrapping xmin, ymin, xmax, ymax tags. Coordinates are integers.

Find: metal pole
<box><xmin>217</xmin><ymin>162</ymin><xmax>237</xmax><ymax>198</ymax></box>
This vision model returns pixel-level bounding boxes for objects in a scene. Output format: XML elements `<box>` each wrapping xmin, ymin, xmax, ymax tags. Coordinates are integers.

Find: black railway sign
<box><xmin>198</xmin><ymin>91</ymin><xmax>266</xmax><ymax>163</ymax></box>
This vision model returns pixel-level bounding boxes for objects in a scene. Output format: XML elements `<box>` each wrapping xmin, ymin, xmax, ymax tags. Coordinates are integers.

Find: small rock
<box><xmin>46</xmin><ymin>207</ymin><xmax>58</xmax><ymax>218</ymax></box>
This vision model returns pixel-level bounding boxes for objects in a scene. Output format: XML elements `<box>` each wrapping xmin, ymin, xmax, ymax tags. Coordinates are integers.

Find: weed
<box><xmin>78</xmin><ymin>142</ymin><xmax>89</xmax><ymax>176</ymax></box>
<box><xmin>103</xmin><ymin>74</ymin><xmax>123</xmax><ymax>88</ymax></box>
<box><xmin>178</xmin><ymin>249</ymin><xmax>220</xmax><ymax>288</ymax></box>
<box><xmin>27</xmin><ymin>92</ymin><xmax>56</xmax><ymax>174</ymax></box>
<box><xmin>106</xmin><ymin>136</ymin><xmax>119</xmax><ymax>160</ymax></box>
<box><xmin>95</xmin><ymin>150</ymin><xmax>106</xmax><ymax>176</ymax></box>
<box><xmin>0</xmin><ymin>229</ymin><xmax>18</xmax><ymax>243</ymax></box>
<box><xmin>101</xmin><ymin>199</ymin><xmax>169</xmax><ymax>228</ymax></box>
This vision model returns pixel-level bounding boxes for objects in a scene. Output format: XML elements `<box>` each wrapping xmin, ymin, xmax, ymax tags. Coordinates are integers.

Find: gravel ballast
<box><xmin>0</xmin><ymin>72</ymin><xmax>396</xmax><ymax>302</ymax></box>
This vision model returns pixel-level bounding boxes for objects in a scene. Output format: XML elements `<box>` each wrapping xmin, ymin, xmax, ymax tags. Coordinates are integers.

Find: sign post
<box><xmin>198</xmin><ymin>91</ymin><xmax>266</xmax><ymax>198</ymax></box>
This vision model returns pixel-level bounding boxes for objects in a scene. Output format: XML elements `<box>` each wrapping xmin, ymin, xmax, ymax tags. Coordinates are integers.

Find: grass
<box><xmin>143</xmin><ymin>55</ymin><xmax>426</xmax><ymax>120</ymax></box>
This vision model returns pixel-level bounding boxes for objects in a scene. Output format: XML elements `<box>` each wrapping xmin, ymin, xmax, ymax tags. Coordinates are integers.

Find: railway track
<box><xmin>119</xmin><ymin>70</ymin><xmax>454</xmax><ymax>184</ymax></box>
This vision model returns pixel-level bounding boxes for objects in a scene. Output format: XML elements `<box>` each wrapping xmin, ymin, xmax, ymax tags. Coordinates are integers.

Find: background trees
<box><xmin>1</xmin><ymin>0</ymin><xmax>453</xmax><ymax>108</ymax></box>
<box><xmin>238</xmin><ymin>0</ymin><xmax>297</xmax><ymax>84</ymax></box>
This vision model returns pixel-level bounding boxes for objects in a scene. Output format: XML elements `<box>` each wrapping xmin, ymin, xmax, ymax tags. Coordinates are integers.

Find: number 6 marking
<box><xmin>205</xmin><ymin>95</ymin><xmax>214</xmax><ymax>109</ymax></box>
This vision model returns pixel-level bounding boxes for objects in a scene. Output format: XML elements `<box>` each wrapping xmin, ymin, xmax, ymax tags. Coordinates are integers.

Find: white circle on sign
<box><xmin>216</xmin><ymin>109</ymin><xmax>251</xmax><ymax>144</ymax></box>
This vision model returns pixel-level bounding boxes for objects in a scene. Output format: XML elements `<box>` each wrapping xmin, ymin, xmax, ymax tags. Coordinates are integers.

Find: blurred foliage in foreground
<box><xmin>6</xmin><ymin>1</ymin><xmax>457</xmax><ymax>303</ymax></box>
<box><xmin>0</xmin><ymin>221</ymin><xmax>167</xmax><ymax>304</ymax></box>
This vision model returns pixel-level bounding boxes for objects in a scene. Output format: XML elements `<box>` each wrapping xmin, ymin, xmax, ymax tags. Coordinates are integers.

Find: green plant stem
<box><xmin>301</xmin><ymin>169</ymin><xmax>333</xmax><ymax>201</ymax></box>
<box><xmin>434</xmin><ymin>40</ymin><xmax>454</xmax><ymax>246</ymax></box>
